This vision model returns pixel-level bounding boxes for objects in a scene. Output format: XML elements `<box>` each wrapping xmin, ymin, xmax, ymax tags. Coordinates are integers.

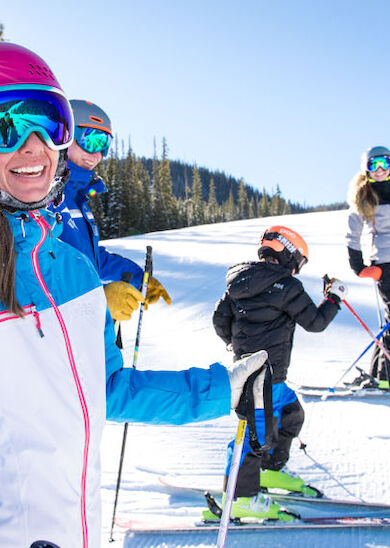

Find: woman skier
<box><xmin>0</xmin><ymin>42</ymin><xmax>271</xmax><ymax>548</ymax></box>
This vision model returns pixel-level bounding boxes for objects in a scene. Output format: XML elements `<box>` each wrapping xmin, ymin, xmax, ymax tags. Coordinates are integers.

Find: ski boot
<box><xmin>378</xmin><ymin>379</ymin><xmax>390</xmax><ymax>390</ymax></box>
<box><xmin>345</xmin><ymin>367</ymin><xmax>379</xmax><ymax>389</ymax></box>
<box><xmin>260</xmin><ymin>466</ymin><xmax>322</xmax><ymax>497</ymax></box>
<box><xmin>202</xmin><ymin>492</ymin><xmax>297</xmax><ymax>522</ymax></box>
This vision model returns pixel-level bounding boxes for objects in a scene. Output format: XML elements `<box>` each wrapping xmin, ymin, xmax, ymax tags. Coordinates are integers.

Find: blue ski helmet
<box><xmin>361</xmin><ymin>146</ymin><xmax>390</xmax><ymax>173</ymax></box>
<box><xmin>70</xmin><ymin>99</ymin><xmax>113</xmax><ymax>157</ymax></box>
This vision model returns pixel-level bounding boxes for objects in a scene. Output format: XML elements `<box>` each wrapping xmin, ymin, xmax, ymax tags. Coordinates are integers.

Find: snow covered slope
<box><xmin>99</xmin><ymin>210</ymin><xmax>390</xmax><ymax>547</ymax></box>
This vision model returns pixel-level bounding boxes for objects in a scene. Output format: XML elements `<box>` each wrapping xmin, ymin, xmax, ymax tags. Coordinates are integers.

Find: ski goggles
<box><xmin>0</xmin><ymin>85</ymin><xmax>73</xmax><ymax>153</ymax></box>
<box><xmin>74</xmin><ymin>126</ymin><xmax>112</xmax><ymax>156</ymax></box>
<box><xmin>367</xmin><ymin>155</ymin><xmax>390</xmax><ymax>172</ymax></box>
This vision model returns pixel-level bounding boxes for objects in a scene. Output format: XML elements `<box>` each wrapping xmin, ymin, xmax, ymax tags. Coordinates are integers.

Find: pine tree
<box><xmin>176</xmin><ymin>197</ymin><xmax>188</xmax><ymax>228</ymax></box>
<box><xmin>121</xmin><ymin>145</ymin><xmax>140</xmax><ymax>234</ymax></box>
<box><xmin>238</xmin><ymin>179</ymin><xmax>249</xmax><ymax>219</ymax></box>
<box><xmin>283</xmin><ymin>201</ymin><xmax>291</xmax><ymax>215</ymax></box>
<box><xmin>207</xmin><ymin>178</ymin><xmax>218</xmax><ymax>223</ymax></box>
<box><xmin>224</xmin><ymin>189</ymin><xmax>236</xmax><ymax>221</ymax></box>
<box><xmin>151</xmin><ymin>137</ymin><xmax>159</xmax><ymax>193</ymax></box>
<box><xmin>136</xmin><ymin>158</ymin><xmax>153</xmax><ymax>233</ymax></box>
<box><xmin>159</xmin><ymin>138</ymin><xmax>176</xmax><ymax>229</ymax></box>
<box><xmin>249</xmin><ymin>197</ymin><xmax>256</xmax><ymax>219</ymax></box>
<box><xmin>151</xmin><ymin>139</ymin><xmax>164</xmax><ymax>231</ymax></box>
<box><xmin>183</xmin><ymin>167</ymin><xmax>191</xmax><ymax>226</ymax></box>
<box><xmin>258</xmin><ymin>188</ymin><xmax>270</xmax><ymax>217</ymax></box>
<box><xmin>190</xmin><ymin>166</ymin><xmax>204</xmax><ymax>225</ymax></box>
<box><xmin>103</xmin><ymin>143</ymin><xmax>123</xmax><ymax>237</ymax></box>
<box><xmin>270</xmin><ymin>184</ymin><xmax>286</xmax><ymax>216</ymax></box>
<box><xmin>0</xmin><ymin>23</ymin><xmax>5</xmax><ymax>41</ymax></box>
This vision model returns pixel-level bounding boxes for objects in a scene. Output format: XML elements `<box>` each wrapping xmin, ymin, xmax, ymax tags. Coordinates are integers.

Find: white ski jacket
<box><xmin>346</xmin><ymin>204</ymin><xmax>390</xmax><ymax>264</ymax></box>
<box><xmin>0</xmin><ymin>209</ymin><xmax>231</xmax><ymax>548</ymax></box>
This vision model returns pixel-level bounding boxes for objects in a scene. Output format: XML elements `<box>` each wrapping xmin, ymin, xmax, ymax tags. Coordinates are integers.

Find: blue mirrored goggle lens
<box><xmin>367</xmin><ymin>156</ymin><xmax>390</xmax><ymax>172</ymax></box>
<box><xmin>0</xmin><ymin>88</ymin><xmax>73</xmax><ymax>152</ymax></box>
<box><xmin>75</xmin><ymin>126</ymin><xmax>112</xmax><ymax>154</ymax></box>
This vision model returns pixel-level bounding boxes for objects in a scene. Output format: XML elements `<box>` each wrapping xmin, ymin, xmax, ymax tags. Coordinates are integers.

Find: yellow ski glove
<box><xmin>145</xmin><ymin>276</ymin><xmax>172</xmax><ymax>309</ymax></box>
<box><xmin>104</xmin><ymin>281</ymin><xmax>145</xmax><ymax>321</ymax></box>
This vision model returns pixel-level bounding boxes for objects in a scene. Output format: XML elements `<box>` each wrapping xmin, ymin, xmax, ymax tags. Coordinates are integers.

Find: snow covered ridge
<box><xmin>100</xmin><ymin>210</ymin><xmax>389</xmax><ymax>547</ymax></box>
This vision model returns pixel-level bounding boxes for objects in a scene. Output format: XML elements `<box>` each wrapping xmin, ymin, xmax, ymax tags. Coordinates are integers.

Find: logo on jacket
<box><xmin>273</xmin><ymin>282</ymin><xmax>284</xmax><ymax>290</ymax></box>
<box><xmin>67</xmin><ymin>218</ymin><xmax>77</xmax><ymax>229</ymax></box>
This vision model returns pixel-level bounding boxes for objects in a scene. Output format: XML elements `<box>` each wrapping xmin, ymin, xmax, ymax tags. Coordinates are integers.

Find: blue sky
<box><xmin>2</xmin><ymin>1</ymin><xmax>389</xmax><ymax>206</ymax></box>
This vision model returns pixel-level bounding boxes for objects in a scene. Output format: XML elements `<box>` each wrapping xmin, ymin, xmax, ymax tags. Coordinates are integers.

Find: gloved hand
<box><xmin>359</xmin><ymin>266</ymin><xmax>382</xmax><ymax>281</ymax></box>
<box><xmin>324</xmin><ymin>278</ymin><xmax>348</xmax><ymax>301</ymax></box>
<box><xmin>104</xmin><ymin>281</ymin><xmax>144</xmax><ymax>321</ymax></box>
<box><xmin>145</xmin><ymin>276</ymin><xmax>172</xmax><ymax>309</ymax></box>
<box><xmin>228</xmin><ymin>350</ymin><xmax>268</xmax><ymax>409</ymax></box>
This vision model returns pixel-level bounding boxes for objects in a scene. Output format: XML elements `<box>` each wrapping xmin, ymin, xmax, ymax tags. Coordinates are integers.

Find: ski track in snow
<box><xmin>99</xmin><ymin>211</ymin><xmax>390</xmax><ymax>547</ymax></box>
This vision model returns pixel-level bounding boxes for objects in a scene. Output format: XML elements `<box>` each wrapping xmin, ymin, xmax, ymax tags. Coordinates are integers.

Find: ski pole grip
<box><xmin>235</xmin><ymin>366</ymin><xmax>265</xmax><ymax>458</ymax></box>
<box><xmin>145</xmin><ymin>245</ymin><xmax>153</xmax><ymax>277</ymax></box>
<box><xmin>322</xmin><ymin>273</ymin><xmax>331</xmax><ymax>295</ymax></box>
<box><xmin>235</xmin><ymin>367</ymin><xmax>263</xmax><ymax>420</ymax></box>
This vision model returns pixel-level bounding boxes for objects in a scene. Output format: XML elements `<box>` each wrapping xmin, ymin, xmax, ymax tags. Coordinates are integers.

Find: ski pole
<box><xmin>374</xmin><ymin>282</ymin><xmax>384</xmax><ymax>328</ymax></box>
<box><xmin>217</xmin><ymin>365</ymin><xmax>269</xmax><ymax>548</ymax></box>
<box><xmin>114</xmin><ymin>272</ymin><xmax>133</xmax><ymax>349</ymax></box>
<box><xmin>326</xmin><ymin>321</ymin><xmax>390</xmax><ymax>392</ymax></box>
<box><xmin>342</xmin><ymin>299</ymin><xmax>390</xmax><ymax>363</ymax></box>
<box><xmin>216</xmin><ymin>418</ymin><xmax>246</xmax><ymax>548</ymax></box>
<box><xmin>109</xmin><ymin>245</ymin><xmax>153</xmax><ymax>542</ymax></box>
<box><xmin>372</xmin><ymin>283</ymin><xmax>390</xmax><ymax>390</ymax></box>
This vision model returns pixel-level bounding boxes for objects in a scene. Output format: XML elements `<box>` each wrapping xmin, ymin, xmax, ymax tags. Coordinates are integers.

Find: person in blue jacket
<box><xmin>0</xmin><ymin>42</ymin><xmax>273</xmax><ymax>548</ymax></box>
<box><xmin>55</xmin><ymin>98</ymin><xmax>171</xmax><ymax>321</ymax></box>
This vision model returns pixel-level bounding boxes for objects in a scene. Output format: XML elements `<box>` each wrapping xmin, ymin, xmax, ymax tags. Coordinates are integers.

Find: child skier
<box><xmin>211</xmin><ymin>225</ymin><xmax>346</xmax><ymax>520</ymax></box>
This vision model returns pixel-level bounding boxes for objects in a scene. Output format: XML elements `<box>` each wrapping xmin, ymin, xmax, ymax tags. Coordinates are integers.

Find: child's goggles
<box><xmin>367</xmin><ymin>155</ymin><xmax>390</xmax><ymax>172</ymax></box>
<box><xmin>0</xmin><ymin>85</ymin><xmax>73</xmax><ymax>153</ymax></box>
<box><xmin>74</xmin><ymin>126</ymin><xmax>112</xmax><ymax>156</ymax></box>
<box><xmin>261</xmin><ymin>230</ymin><xmax>308</xmax><ymax>272</ymax></box>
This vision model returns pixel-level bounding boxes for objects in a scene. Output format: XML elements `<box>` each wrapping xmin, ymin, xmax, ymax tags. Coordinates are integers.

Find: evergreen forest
<box><xmin>91</xmin><ymin>138</ymin><xmax>347</xmax><ymax>239</ymax></box>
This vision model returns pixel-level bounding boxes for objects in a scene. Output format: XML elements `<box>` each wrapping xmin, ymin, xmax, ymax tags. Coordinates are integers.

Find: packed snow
<box><xmin>99</xmin><ymin>210</ymin><xmax>390</xmax><ymax>547</ymax></box>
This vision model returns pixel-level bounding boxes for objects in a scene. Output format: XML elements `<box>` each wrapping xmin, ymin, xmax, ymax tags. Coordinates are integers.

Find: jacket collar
<box><xmin>3</xmin><ymin>208</ymin><xmax>63</xmax><ymax>251</ymax></box>
<box><xmin>367</xmin><ymin>174</ymin><xmax>390</xmax><ymax>183</ymax></box>
<box><xmin>67</xmin><ymin>160</ymin><xmax>107</xmax><ymax>198</ymax></box>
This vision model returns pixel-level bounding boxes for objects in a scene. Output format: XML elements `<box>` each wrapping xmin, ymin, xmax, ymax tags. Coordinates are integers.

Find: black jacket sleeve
<box><xmin>282</xmin><ymin>279</ymin><xmax>339</xmax><ymax>333</ymax></box>
<box><xmin>213</xmin><ymin>291</ymin><xmax>233</xmax><ymax>345</ymax></box>
<box><xmin>348</xmin><ymin>246</ymin><xmax>365</xmax><ymax>276</ymax></box>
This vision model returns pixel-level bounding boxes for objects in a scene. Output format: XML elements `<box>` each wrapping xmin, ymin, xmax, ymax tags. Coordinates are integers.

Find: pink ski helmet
<box><xmin>0</xmin><ymin>42</ymin><xmax>63</xmax><ymax>89</ymax></box>
<box><xmin>0</xmin><ymin>43</ymin><xmax>73</xmax><ymax>209</ymax></box>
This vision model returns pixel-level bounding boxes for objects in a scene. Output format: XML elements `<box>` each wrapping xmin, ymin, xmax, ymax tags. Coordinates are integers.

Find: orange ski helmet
<box><xmin>258</xmin><ymin>226</ymin><xmax>309</xmax><ymax>273</ymax></box>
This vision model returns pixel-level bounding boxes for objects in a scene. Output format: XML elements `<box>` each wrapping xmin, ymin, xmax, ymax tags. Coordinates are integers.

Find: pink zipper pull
<box><xmin>29</xmin><ymin>211</ymin><xmax>52</xmax><ymax>237</ymax></box>
<box><xmin>29</xmin><ymin>211</ymin><xmax>39</xmax><ymax>222</ymax></box>
<box><xmin>32</xmin><ymin>305</ymin><xmax>44</xmax><ymax>338</ymax></box>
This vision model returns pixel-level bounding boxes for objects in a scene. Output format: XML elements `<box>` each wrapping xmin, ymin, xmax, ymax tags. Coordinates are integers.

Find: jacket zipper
<box><xmin>28</xmin><ymin>211</ymin><xmax>90</xmax><ymax>548</ymax></box>
<box><xmin>31</xmin><ymin>305</ymin><xmax>44</xmax><ymax>337</ymax></box>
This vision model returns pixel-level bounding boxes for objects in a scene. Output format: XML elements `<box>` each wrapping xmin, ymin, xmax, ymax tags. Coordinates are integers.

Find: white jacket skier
<box><xmin>0</xmin><ymin>42</ymin><xmax>268</xmax><ymax>548</ymax></box>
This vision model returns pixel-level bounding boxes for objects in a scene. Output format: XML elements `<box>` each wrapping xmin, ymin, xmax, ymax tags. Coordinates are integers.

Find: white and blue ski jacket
<box><xmin>0</xmin><ymin>208</ymin><xmax>230</xmax><ymax>548</ymax></box>
<box><xmin>54</xmin><ymin>160</ymin><xmax>143</xmax><ymax>287</ymax></box>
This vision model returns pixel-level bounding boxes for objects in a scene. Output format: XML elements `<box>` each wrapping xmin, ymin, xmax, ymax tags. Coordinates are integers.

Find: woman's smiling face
<box><xmin>369</xmin><ymin>166</ymin><xmax>390</xmax><ymax>182</ymax></box>
<box><xmin>0</xmin><ymin>132</ymin><xmax>59</xmax><ymax>203</ymax></box>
